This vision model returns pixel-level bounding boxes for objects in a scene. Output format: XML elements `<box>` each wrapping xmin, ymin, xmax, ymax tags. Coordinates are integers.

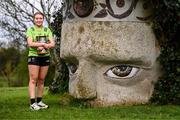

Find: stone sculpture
<box><xmin>60</xmin><ymin>0</ymin><xmax>161</xmax><ymax>105</ymax></box>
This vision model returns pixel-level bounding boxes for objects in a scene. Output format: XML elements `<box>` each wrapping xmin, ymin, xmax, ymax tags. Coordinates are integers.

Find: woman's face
<box><xmin>34</xmin><ymin>14</ymin><xmax>44</xmax><ymax>27</ymax></box>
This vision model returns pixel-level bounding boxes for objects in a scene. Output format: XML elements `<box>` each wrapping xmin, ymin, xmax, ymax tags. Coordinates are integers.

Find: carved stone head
<box><xmin>61</xmin><ymin>0</ymin><xmax>161</xmax><ymax>106</ymax></box>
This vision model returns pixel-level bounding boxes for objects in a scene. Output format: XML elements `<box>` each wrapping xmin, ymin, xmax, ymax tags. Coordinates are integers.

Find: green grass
<box><xmin>0</xmin><ymin>87</ymin><xmax>180</xmax><ymax>120</ymax></box>
<box><xmin>0</xmin><ymin>77</ymin><xmax>8</xmax><ymax>87</ymax></box>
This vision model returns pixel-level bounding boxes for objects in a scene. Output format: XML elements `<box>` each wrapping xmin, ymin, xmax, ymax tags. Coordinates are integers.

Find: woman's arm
<box><xmin>43</xmin><ymin>37</ymin><xmax>55</xmax><ymax>49</ymax></box>
<box><xmin>27</xmin><ymin>37</ymin><xmax>45</xmax><ymax>47</ymax></box>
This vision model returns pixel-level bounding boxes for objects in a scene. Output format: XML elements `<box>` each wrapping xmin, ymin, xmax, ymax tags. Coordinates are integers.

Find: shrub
<box><xmin>150</xmin><ymin>0</ymin><xmax>180</xmax><ymax>104</ymax></box>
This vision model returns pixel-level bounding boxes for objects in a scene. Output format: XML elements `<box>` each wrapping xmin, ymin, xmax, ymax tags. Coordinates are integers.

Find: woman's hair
<box><xmin>33</xmin><ymin>12</ymin><xmax>44</xmax><ymax>19</ymax></box>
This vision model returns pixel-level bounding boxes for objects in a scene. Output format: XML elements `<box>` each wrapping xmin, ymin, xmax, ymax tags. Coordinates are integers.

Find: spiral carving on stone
<box><xmin>95</xmin><ymin>0</ymin><xmax>138</xmax><ymax>19</ymax></box>
<box><xmin>63</xmin><ymin>0</ymin><xmax>152</xmax><ymax>21</ymax></box>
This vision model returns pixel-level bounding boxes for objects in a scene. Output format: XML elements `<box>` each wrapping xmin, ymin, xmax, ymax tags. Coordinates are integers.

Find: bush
<box><xmin>150</xmin><ymin>0</ymin><xmax>180</xmax><ymax>104</ymax></box>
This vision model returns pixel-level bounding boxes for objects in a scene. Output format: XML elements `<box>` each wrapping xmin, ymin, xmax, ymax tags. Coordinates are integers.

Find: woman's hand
<box><xmin>43</xmin><ymin>43</ymin><xmax>49</xmax><ymax>49</ymax></box>
<box><xmin>37</xmin><ymin>46</ymin><xmax>45</xmax><ymax>51</ymax></box>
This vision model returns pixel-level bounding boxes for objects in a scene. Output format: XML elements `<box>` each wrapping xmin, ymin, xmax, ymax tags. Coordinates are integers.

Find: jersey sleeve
<box><xmin>26</xmin><ymin>28</ymin><xmax>33</xmax><ymax>38</ymax></box>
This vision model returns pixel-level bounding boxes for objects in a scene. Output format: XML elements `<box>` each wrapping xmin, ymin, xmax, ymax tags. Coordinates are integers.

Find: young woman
<box><xmin>26</xmin><ymin>12</ymin><xmax>55</xmax><ymax>110</ymax></box>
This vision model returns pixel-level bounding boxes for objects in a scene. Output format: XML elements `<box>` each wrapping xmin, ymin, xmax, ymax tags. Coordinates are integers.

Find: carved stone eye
<box><xmin>105</xmin><ymin>65</ymin><xmax>139</xmax><ymax>78</ymax></box>
<box><xmin>67</xmin><ymin>63</ymin><xmax>78</xmax><ymax>74</ymax></box>
<box><xmin>111</xmin><ymin>65</ymin><xmax>132</xmax><ymax>77</ymax></box>
<box><xmin>73</xmin><ymin>0</ymin><xmax>94</xmax><ymax>17</ymax></box>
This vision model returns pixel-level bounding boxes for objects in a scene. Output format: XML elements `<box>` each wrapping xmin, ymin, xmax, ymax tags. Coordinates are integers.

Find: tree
<box><xmin>150</xmin><ymin>0</ymin><xmax>180</xmax><ymax>104</ymax></box>
<box><xmin>49</xmin><ymin>7</ymin><xmax>69</xmax><ymax>93</ymax></box>
<box><xmin>0</xmin><ymin>47</ymin><xmax>20</xmax><ymax>86</ymax></box>
<box><xmin>0</xmin><ymin>0</ymin><xmax>62</xmax><ymax>48</ymax></box>
<box><xmin>0</xmin><ymin>0</ymin><xmax>63</xmax><ymax>87</ymax></box>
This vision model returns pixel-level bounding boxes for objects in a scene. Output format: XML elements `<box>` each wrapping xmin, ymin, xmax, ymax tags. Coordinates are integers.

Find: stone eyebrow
<box><xmin>88</xmin><ymin>54</ymin><xmax>153</xmax><ymax>69</ymax></box>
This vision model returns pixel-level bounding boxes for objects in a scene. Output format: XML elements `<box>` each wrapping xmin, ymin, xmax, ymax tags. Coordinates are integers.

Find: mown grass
<box><xmin>0</xmin><ymin>87</ymin><xmax>180</xmax><ymax>120</ymax></box>
<box><xmin>0</xmin><ymin>77</ymin><xmax>8</xmax><ymax>87</ymax></box>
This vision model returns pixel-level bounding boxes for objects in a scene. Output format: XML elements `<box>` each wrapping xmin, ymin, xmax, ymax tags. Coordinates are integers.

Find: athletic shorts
<box><xmin>28</xmin><ymin>56</ymin><xmax>50</xmax><ymax>66</ymax></box>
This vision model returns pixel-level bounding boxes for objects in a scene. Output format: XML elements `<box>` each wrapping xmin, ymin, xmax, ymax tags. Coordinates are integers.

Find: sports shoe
<box><xmin>37</xmin><ymin>101</ymin><xmax>49</xmax><ymax>109</ymax></box>
<box><xmin>30</xmin><ymin>103</ymin><xmax>41</xmax><ymax>111</ymax></box>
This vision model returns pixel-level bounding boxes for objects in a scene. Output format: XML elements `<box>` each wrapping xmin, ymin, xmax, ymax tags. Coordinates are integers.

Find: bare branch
<box><xmin>0</xmin><ymin>0</ymin><xmax>62</xmax><ymax>47</ymax></box>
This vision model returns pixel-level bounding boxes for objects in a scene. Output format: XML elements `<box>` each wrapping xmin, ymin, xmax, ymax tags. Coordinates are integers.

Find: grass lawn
<box><xmin>0</xmin><ymin>87</ymin><xmax>179</xmax><ymax>120</ymax></box>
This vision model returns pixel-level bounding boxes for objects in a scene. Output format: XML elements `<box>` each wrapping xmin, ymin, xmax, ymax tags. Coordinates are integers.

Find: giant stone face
<box><xmin>60</xmin><ymin>0</ymin><xmax>161</xmax><ymax>105</ymax></box>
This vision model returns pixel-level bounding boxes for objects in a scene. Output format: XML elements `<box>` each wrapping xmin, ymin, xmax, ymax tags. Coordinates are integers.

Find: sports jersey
<box><xmin>26</xmin><ymin>26</ymin><xmax>53</xmax><ymax>57</ymax></box>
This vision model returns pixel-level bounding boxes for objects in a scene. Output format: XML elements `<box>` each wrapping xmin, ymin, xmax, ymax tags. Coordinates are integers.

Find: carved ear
<box><xmin>73</xmin><ymin>0</ymin><xmax>94</xmax><ymax>17</ymax></box>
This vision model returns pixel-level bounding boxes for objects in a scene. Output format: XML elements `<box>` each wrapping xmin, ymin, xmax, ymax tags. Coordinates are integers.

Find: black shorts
<box><xmin>28</xmin><ymin>56</ymin><xmax>50</xmax><ymax>66</ymax></box>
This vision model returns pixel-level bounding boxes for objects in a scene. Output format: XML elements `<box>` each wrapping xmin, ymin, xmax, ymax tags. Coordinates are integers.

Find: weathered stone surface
<box><xmin>60</xmin><ymin>21</ymin><xmax>161</xmax><ymax>105</ymax></box>
<box><xmin>63</xmin><ymin>0</ymin><xmax>153</xmax><ymax>22</ymax></box>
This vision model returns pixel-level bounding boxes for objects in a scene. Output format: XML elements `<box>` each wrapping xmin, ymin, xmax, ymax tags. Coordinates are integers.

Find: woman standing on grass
<box><xmin>26</xmin><ymin>12</ymin><xmax>55</xmax><ymax>110</ymax></box>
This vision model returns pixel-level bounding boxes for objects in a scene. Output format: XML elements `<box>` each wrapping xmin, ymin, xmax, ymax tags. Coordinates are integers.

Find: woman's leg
<box><xmin>28</xmin><ymin>65</ymin><xmax>40</xmax><ymax>99</ymax></box>
<box><xmin>37</xmin><ymin>66</ymin><xmax>49</xmax><ymax>98</ymax></box>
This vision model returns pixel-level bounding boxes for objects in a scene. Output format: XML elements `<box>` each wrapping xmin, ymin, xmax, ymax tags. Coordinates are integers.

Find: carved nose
<box><xmin>69</xmin><ymin>60</ymin><xmax>97</xmax><ymax>99</ymax></box>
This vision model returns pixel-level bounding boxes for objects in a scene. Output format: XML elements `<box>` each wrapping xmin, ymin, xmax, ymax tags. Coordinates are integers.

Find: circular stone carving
<box><xmin>116</xmin><ymin>0</ymin><xmax>125</xmax><ymax>8</ymax></box>
<box><xmin>73</xmin><ymin>0</ymin><xmax>94</xmax><ymax>17</ymax></box>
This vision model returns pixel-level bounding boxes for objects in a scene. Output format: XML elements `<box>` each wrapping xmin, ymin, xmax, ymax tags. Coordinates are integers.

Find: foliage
<box><xmin>0</xmin><ymin>0</ymin><xmax>63</xmax><ymax>88</ymax></box>
<box><xmin>0</xmin><ymin>48</ymin><xmax>55</xmax><ymax>87</ymax></box>
<box><xmin>0</xmin><ymin>47</ymin><xmax>20</xmax><ymax>86</ymax></box>
<box><xmin>49</xmin><ymin>6</ymin><xmax>69</xmax><ymax>93</ymax></box>
<box><xmin>150</xmin><ymin>0</ymin><xmax>180</xmax><ymax>104</ymax></box>
<box><xmin>0</xmin><ymin>47</ymin><xmax>20</xmax><ymax>72</ymax></box>
<box><xmin>51</xmin><ymin>7</ymin><xmax>63</xmax><ymax>38</ymax></box>
<box><xmin>0</xmin><ymin>0</ymin><xmax>61</xmax><ymax>47</ymax></box>
<box><xmin>10</xmin><ymin>50</ymin><xmax>28</xmax><ymax>87</ymax></box>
